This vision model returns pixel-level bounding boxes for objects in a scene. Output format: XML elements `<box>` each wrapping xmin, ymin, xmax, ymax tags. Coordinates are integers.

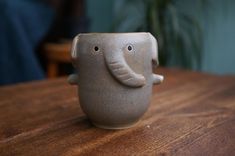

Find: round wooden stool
<box><xmin>43</xmin><ymin>42</ymin><xmax>72</xmax><ymax>78</ymax></box>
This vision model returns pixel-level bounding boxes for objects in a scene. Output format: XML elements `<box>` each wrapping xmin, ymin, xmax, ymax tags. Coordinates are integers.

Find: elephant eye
<box><xmin>127</xmin><ymin>45</ymin><xmax>133</xmax><ymax>52</ymax></box>
<box><xmin>94</xmin><ymin>46</ymin><xmax>99</xmax><ymax>52</ymax></box>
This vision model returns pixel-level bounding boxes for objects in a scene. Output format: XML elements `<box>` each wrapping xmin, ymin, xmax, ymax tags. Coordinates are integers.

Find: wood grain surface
<box><xmin>0</xmin><ymin>68</ymin><xmax>235</xmax><ymax>156</ymax></box>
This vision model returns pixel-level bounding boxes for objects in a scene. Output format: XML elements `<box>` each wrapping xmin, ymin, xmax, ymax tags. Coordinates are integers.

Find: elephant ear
<box><xmin>68</xmin><ymin>35</ymin><xmax>80</xmax><ymax>85</ymax></box>
<box><xmin>104</xmin><ymin>50</ymin><xmax>146</xmax><ymax>88</ymax></box>
<box><xmin>149</xmin><ymin>33</ymin><xmax>159</xmax><ymax>66</ymax></box>
<box><xmin>71</xmin><ymin>35</ymin><xmax>80</xmax><ymax>67</ymax></box>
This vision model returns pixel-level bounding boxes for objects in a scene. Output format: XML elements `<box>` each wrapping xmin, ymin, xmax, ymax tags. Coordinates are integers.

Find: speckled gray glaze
<box><xmin>68</xmin><ymin>32</ymin><xmax>163</xmax><ymax>129</ymax></box>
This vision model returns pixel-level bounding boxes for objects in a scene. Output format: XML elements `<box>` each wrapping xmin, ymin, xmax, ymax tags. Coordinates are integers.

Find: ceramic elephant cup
<box><xmin>68</xmin><ymin>32</ymin><xmax>163</xmax><ymax>129</ymax></box>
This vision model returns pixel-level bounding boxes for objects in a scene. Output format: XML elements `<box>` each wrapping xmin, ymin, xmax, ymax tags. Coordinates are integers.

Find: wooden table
<box><xmin>0</xmin><ymin>68</ymin><xmax>235</xmax><ymax>156</ymax></box>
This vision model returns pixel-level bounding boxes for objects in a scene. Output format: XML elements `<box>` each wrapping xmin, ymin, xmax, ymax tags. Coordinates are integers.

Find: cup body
<box><xmin>70</xmin><ymin>33</ymin><xmax>161</xmax><ymax>129</ymax></box>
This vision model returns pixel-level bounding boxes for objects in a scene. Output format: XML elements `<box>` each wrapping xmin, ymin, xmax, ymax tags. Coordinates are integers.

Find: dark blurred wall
<box><xmin>45</xmin><ymin>0</ymin><xmax>89</xmax><ymax>42</ymax></box>
<box><xmin>0</xmin><ymin>0</ymin><xmax>54</xmax><ymax>85</ymax></box>
<box><xmin>177</xmin><ymin>0</ymin><xmax>235</xmax><ymax>74</ymax></box>
<box><xmin>86</xmin><ymin>0</ymin><xmax>114</xmax><ymax>32</ymax></box>
<box><xmin>200</xmin><ymin>0</ymin><xmax>235</xmax><ymax>74</ymax></box>
<box><xmin>0</xmin><ymin>0</ymin><xmax>89</xmax><ymax>85</ymax></box>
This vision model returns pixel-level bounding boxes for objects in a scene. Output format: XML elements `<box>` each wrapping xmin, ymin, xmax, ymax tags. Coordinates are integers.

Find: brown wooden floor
<box><xmin>0</xmin><ymin>68</ymin><xmax>235</xmax><ymax>156</ymax></box>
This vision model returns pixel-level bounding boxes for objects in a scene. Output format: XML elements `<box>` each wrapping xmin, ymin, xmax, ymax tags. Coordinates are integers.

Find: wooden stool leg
<box><xmin>47</xmin><ymin>61</ymin><xmax>58</xmax><ymax>78</ymax></box>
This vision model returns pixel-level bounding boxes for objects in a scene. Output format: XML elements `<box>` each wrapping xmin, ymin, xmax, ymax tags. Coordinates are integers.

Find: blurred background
<box><xmin>0</xmin><ymin>0</ymin><xmax>234</xmax><ymax>85</ymax></box>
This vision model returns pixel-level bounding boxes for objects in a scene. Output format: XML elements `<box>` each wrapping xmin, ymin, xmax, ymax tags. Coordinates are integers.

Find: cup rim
<box><xmin>77</xmin><ymin>32</ymin><xmax>151</xmax><ymax>36</ymax></box>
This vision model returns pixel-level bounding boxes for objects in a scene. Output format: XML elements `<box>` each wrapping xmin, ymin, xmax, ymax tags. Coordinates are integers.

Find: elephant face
<box><xmin>71</xmin><ymin>33</ymin><xmax>158</xmax><ymax>88</ymax></box>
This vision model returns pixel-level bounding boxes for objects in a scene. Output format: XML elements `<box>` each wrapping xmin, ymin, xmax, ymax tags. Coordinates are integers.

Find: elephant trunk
<box><xmin>104</xmin><ymin>51</ymin><xmax>146</xmax><ymax>88</ymax></box>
